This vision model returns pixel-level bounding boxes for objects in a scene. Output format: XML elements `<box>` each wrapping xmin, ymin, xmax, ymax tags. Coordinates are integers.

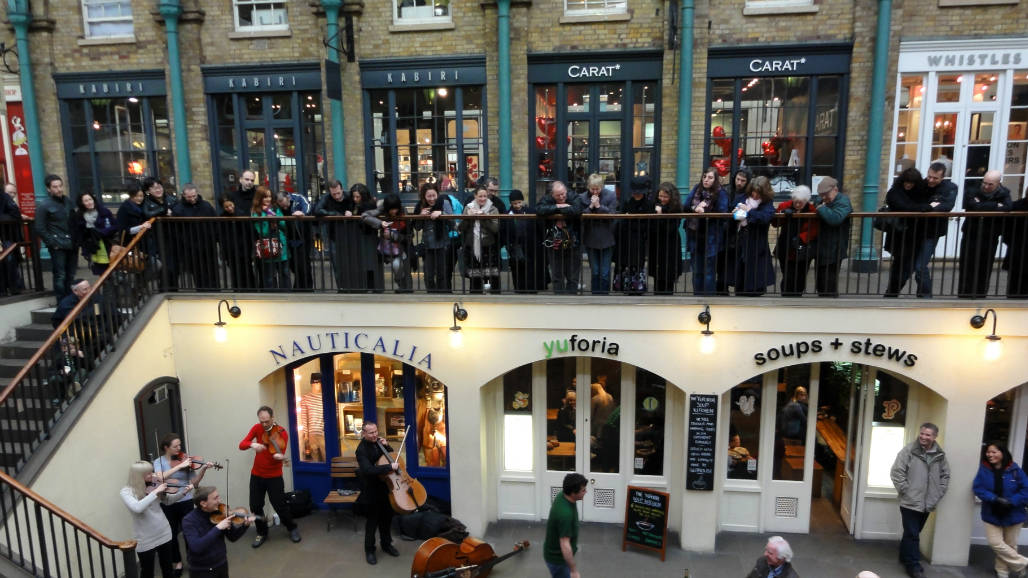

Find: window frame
<box><xmin>563</xmin><ymin>0</ymin><xmax>628</xmax><ymax>16</ymax></box>
<box><xmin>233</xmin><ymin>0</ymin><xmax>289</xmax><ymax>33</ymax></box>
<box><xmin>81</xmin><ymin>0</ymin><xmax>134</xmax><ymax>39</ymax></box>
<box><xmin>393</xmin><ymin>0</ymin><xmax>453</xmax><ymax>26</ymax></box>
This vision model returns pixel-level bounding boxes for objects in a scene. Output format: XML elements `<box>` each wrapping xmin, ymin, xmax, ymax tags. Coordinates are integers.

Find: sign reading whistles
<box><xmin>269</xmin><ymin>330</ymin><xmax>432</xmax><ymax>369</ymax></box>
<box><xmin>753</xmin><ymin>337</ymin><xmax>917</xmax><ymax>367</ymax></box>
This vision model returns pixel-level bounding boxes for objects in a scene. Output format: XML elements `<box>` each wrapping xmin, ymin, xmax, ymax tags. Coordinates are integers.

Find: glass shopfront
<box><xmin>891</xmin><ymin>39</ymin><xmax>1028</xmax><ymax>202</ymax></box>
<box><xmin>285</xmin><ymin>352</ymin><xmax>450</xmax><ymax>503</ymax></box>
<box><xmin>203</xmin><ymin>62</ymin><xmax>326</xmax><ymax>203</ymax></box>
<box><xmin>527</xmin><ymin>51</ymin><xmax>662</xmax><ymax>203</ymax></box>
<box><xmin>360</xmin><ymin>56</ymin><xmax>487</xmax><ymax>205</ymax></box>
<box><xmin>705</xmin><ymin>44</ymin><xmax>850</xmax><ymax>196</ymax></box>
<box><xmin>56</xmin><ymin>70</ymin><xmax>174</xmax><ymax>206</ymax></box>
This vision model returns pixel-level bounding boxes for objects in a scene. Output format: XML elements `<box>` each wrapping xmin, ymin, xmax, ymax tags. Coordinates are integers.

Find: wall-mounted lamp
<box><xmin>213</xmin><ymin>299</ymin><xmax>242</xmax><ymax>343</ymax></box>
<box><xmin>449</xmin><ymin>302</ymin><xmax>468</xmax><ymax>349</ymax></box>
<box><xmin>970</xmin><ymin>308</ymin><xmax>1002</xmax><ymax>361</ymax></box>
<box><xmin>698</xmin><ymin>305</ymin><xmax>715</xmax><ymax>354</ymax></box>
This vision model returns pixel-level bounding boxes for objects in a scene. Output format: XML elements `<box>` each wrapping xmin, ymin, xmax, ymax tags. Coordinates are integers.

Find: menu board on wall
<box><xmin>687</xmin><ymin>394</ymin><xmax>718</xmax><ymax>491</ymax></box>
<box><xmin>621</xmin><ymin>486</ymin><xmax>669</xmax><ymax>561</ymax></box>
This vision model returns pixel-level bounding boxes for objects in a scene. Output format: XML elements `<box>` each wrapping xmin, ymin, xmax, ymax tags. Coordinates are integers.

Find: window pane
<box><xmin>866</xmin><ymin>371</ymin><xmax>908</xmax><ymax>487</ymax></box>
<box><xmin>936</xmin><ymin>73</ymin><xmax>962</xmax><ymax>103</ymax></box>
<box><xmin>535</xmin><ymin>85</ymin><xmax>557</xmax><ymax>192</ymax></box>
<box><xmin>415</xmin><ymin>370</ymin><xmax>447</xmax><ymax>468</ymax></box>
<box><xmin>973</xmin><ymin>73</ymin><xmax>1000</xmax><ymax>103</ymax></box>
<box><xmin>294</xmin><ymin>359</ymin><xmax>325</xmax><ymax>463</ymax></box>
<box><xmin>727</xmin><ymin>376</ymin><xmax>761</xmax><ymax>480</ymax></box>
<box><xmin>546</xmin><ymin>358</ymin><xmax>577</xmax><ymax>471</ymax></box>
<box><xmin>589</xmin><ymin>359</ymin><xmax>621</xmax><ymax>473</ymax></box>
<box><xmin>984</xmin><ymin>390</ymin><xmax>1014</xmax><ymax>453</ymax></box>
<box><xmin>632</xmin><ymin>82</ymin><xmax>656</xmax><ymax>179</ymax></box>
<box><xmin>372</xmin><ymin>357</ymin><xmax>406</xmax><ymax>441</ymax></box>
<box><xmin>634</xmin><ymin>368</ymin><xmax>665</xmax><ymax>476</ymax></box>
<box><xmin>599</xmin><ymin>83</ymin><xmax>622</xmax><ymax>113</ymax></box>
<box><xmin>334</xmin><ymin>352</ymin><xmax>363</xmax><ymax>455</ymax></box>
<box><xmin>503</xmin><ymin>364</ymin><xmax>533</xmax><ymax>471</ymax></box>
<box><xmin>773</xmin><ymin>365</ymin><xmax>810</xmax><ymax>481</ymax></box>
<box><xmin>931</xmin><ymin>113</ymin><xmax>957</xmax><ymax>177</ymax></box>
<box><xmin>567</xmin><ymin>85</ymin><xmax>590</xmax><ymax>114</ymax></box>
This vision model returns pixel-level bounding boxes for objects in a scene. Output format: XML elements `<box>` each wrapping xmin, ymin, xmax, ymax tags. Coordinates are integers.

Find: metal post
<box><xmin>675</xmin><ymin>0</ymin><xmax>694</xmax><ymax>191</ymax></box>
<box><xmin>497</xmin><ymin>0</ymin><xmax>512</xmax><ymax>201</ymax></box>
<box><xmin>159</xmin><ymin>0</ymin><xmax>192</xmax><ymax>184</ymax></box>
<box><xmin>854</xmin><ymin>0</ymin><xmax>893</xmax><ymax>271</ymax></box>
<box><xmin>6</xmin><ymin>1</ymin><xmax>45</xmax><ymax>204</ymax></box>
<box><xmin>323</xmin><ymin>0</ymin><xmax>347</xmax><ymax>184</ymax></box>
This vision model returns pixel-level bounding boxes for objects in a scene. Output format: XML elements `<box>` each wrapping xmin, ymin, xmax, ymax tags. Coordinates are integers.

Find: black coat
<box><xmin>72</xmin><ymin>206</ymin><xmax>118</xmax><ymax>261</ymax></box>
<box><xmin>355</xmin><ymin>438</ymin><xmax>395</xmax><ymax>505</ymax></box>
<box><xmin>614</xmin><ymin>194</ymin><xmax>654</xmax><ymax>270</ymax></box>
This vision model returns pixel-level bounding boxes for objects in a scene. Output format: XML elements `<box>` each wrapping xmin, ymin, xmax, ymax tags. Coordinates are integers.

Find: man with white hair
<box><xmin>747</xmin><ymin>535</ymin><xmax>798</xmax><ymax>578</ymax></box>
<box><xmin>856</xmin><ymin>572</ymin><xmax>881</xmax><ymax>578</ymax></box>
<box><xmin>958</xmin><ymin>169</ymin><xmax>1011</xmax><ymax>298</ymax></box>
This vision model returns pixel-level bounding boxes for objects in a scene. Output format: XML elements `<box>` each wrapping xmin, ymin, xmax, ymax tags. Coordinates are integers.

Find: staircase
<box><xmin>0</xmin><ymin>308</ymin><xmax>58</xmax><ymax>471</ymax></box>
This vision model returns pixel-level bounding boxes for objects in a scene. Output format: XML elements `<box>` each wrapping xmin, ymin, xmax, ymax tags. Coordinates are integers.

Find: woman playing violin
<box><xmin>154</xmin><ymin>433</ymin><xmax>215</xmax><ymax>576</ymax></box>
<box><xmin>121</xmin><ymin>460</ymin><xmax>188</xmax><ymax>578</ymax></box>
<box><xmin>181</xmin><ymin>486</ymin><xmax>251</xmax><ymax>578</ymax></box>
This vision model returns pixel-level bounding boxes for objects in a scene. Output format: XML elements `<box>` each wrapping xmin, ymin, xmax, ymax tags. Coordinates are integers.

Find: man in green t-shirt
<box><xmin>543</xmin><ymin>472</ymin><xmax>587</xmax><ymax>578</ymax></box>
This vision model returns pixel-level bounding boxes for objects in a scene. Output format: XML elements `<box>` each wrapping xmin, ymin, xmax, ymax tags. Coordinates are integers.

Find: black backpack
<box><xmin>284</xmin><ymin>489</ymin><xmax>314</xmax><ymax>518</ymax></box>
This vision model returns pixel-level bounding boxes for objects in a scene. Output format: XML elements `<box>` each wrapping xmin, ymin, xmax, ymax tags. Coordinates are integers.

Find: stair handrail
<box><xmin>0</xmin><ymin>218</ymin><xmax>155</xmax><ymax>407</ymax></box>
<box><xmin>0</xmin><ymin>241</ymin><xmax>17</xmax><ymax>261</ymax></box>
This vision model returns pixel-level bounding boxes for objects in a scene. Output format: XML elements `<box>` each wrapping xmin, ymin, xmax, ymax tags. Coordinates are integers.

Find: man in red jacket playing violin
<box><xmin>355</xmin><ymin>421</ymin><xmax>401</xmax><ymax>565</ymax></box>
<box><xmin>238</xmin><ymin>405</ymin><xmax>301</xmax><ymax>548</ymax></box>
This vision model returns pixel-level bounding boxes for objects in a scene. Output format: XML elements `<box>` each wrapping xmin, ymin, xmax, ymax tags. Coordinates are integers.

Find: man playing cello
<box><xmin>238</xmin><ymin>405</ymin><xmax>301</xmax><ymax>548</ymax></box>
<box><xmin>355</xmin><ymin>421</ymin><xmax>402</xmax><ymax>565</ymax></box>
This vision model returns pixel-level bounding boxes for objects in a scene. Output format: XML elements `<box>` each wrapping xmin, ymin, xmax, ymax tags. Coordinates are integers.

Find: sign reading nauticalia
<box><xmin>269</xmin><ymin>331</ymin><xmax>432</xmax><ymax>368</ymax></box>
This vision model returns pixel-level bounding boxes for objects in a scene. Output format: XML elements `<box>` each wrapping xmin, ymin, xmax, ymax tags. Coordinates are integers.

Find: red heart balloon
<box><xmin>712</xmin><ymin>125</ymin><xmax>726</xmax><ymax>138</ymax></box>
<box><xmin>713</xmin><ymin>158</ymin><xmax>730</xmax><ymax>176</ymax></box>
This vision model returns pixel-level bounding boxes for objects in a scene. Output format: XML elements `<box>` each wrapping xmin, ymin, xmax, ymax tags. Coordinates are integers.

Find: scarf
<box><xmin>466</xmin><ymin>198</ymin><xmax>494</xmax><ymax>260</ymax></box>
<box><xmin>689</xmin><ymin>187</ymin><xmax>717</xmax><ymax>231</ymax></box>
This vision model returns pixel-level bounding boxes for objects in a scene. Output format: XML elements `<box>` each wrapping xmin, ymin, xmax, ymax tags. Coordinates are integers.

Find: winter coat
<box><xmin>961</xmin><ymin>183</ymin><xmax>1011</xmax><ymax>241</ymax></box>
<box><xmin>413</xmin><ymin>198</ymin><xmax>454</xmax><ymax>250</ymax></box>
<box><xmin>252</xmin><ymin>207</ymin><xmax>289</xmax><ymax>262</ymax></box>
<box><xmin>141</xmin><ymin>194</ymin><xmax>173</xmax><ymax>220</ymax></box>
<box><xmin>774</xmin><ymin>200</ymin><xmax>819</xmax><ymax>262</ymax></box>
<box><xmin>648</xmin><ymin>201</ymin><xmax>682</xmax><ymax>281</ymax></box>
<box><xmin>746</xmin><ymin>558</ymin><xmax>799</xmax><ymax>578</ymax></box>
<box><xmin>729</xmin><ymin>193</ymin><xmax>775</xmax><ymax>291</ymax></box>
<box><xmin>574</xmin><ymin>187</ymin><xmax>618</xmax><ymax>249</ymax></box>
<box><xmin>891</xmin><ymin>440</ymin><xmax>950</xmax><ymax>512</ymax></box>
<box><xmin>924</xmin><ymin>179</ymin><xmax>958</xmax><ymax>239</ymax></box>
<box><xmin>683</xmin><ymin>184</ymin><xmax>729</xmax><ymax>255</ymax></box>
<box><xmin>973</xmin><ymin>461</ymin><xmax>1028</xmax><ymax>527</ymax></box>
<box><xmin>815</xmin><ymin>192</ymin><xmax>852</xmax><ymax>265</ymax></box>
<box><xmin>457</xmin><ymin>200</ymin><xmax>500</xmax><ymax>248</ymax></box>
<box><xmin>171</xmin><ymin>196</ymin><xmax>217</xmax><ymax>253</ymax></box>
<box><xmin>35</xmin><ymin>194</ymin><xmax>75</xmax><ymax>250</ymax></box>
<box><xmin>537</xmin><ymin>190</ymin><xmax>582</xmax><ymax>249</ymax></box>
<box><xmin>614</xmin><ymin>194</ymin><xmax>654</xmax><ymax>270</ymax></box>
<box><xmin>72</xmin><ymin>205</ymin><xmax>118</xmax><ymax>262</ymax></box>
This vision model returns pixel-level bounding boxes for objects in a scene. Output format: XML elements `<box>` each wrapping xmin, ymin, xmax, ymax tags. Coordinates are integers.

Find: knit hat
<box><xmin>509</xmin><ymin>189</ymin><xmax>524</xmax><ymax>202</ymax></box>
<box><xmin>630</xmin><ymin>176</ymin><xmax>651</xmax><ymax>195</ymax></box>
<box><xmin>817</xmin><ymin>177</ymin><xmax>838</xmax><ymax>195</ymax></box>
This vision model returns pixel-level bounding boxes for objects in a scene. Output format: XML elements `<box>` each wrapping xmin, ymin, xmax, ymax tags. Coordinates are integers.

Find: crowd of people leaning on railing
<box><xmin>9</xmin><ymin>161</ymin><xmax>1028</xmax><ymax>302</ymax></box>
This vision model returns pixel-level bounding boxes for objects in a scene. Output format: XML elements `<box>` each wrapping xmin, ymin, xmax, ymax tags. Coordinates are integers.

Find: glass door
<box><xmin>763</xmin><ymin>364</ymin><xmax>818</xmax><ymax>534</ymax></box>
<box><xmin>564</xmin><ymin>84</ymin><xmax>625</xmax><ymax>195</ymax></box>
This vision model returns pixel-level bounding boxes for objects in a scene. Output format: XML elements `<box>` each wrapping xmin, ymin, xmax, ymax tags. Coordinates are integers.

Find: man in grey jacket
<box><xmin>890</xmin><ymin>422</ymin><xmax>950</xmax><ymax>578</ymax></box>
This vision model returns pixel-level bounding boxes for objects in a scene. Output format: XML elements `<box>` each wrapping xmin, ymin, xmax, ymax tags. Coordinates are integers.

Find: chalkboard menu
<box><xmin>687</xmin><ymin>394</ymin><xmax>718</xmax><ymax>491</ymax></box>
<box><xmin>621</xmin><ymin>486</ymin><xmax>669</xmax><ymax>561</ymax></box>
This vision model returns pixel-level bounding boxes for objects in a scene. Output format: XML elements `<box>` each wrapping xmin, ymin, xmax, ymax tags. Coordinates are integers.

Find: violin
<box><xmin>376</xmin><ymin>425</ymin><xmax>427</xmax><ymax>514</ymax></box>
<box><xmin>411</xmin><ymin>537</ymin><xmax>529</xmax><ymax>578</ymax></box>
<box><xmin>170</xmin><ymin>452</ymin><xmax>223</xmax><ymax>471</ymax></box>
<box><xmin>145</xmin><ymin>480</ymin><xmax>190</xmax><ymax>495</ymax></box>
<box><xmin>209</xmin><ymin>504</ymin><xmax>262</xmax><ymax>527</ymax></box>
<box><xmin>260</xmin><ymin>422</ymin><xmax>290</xmax><ymax>466</ymax></box>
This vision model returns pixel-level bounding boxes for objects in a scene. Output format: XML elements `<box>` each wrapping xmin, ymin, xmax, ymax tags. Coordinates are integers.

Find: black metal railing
<box><xmin>0</xmin><ymin>220</ymin><xmax>47</xmax><ymax>297</ymax></box>
<box><xmin>0</xmin><ymin>220</ymin><xmax>158</xmax><ymax>477</ymax></box>
<box><xmin>143</xmin><ymin>211</ymin><xmax>1028</xmax><ymax>299</ymax></box>
<box><xmin>0</xmin><ymin>470</ymin><xmax>137</xmax><ymax>577</ymax></box>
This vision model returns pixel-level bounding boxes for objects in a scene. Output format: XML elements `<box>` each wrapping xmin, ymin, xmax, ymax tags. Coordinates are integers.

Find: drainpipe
<box><xmin>6</xmin><ymin>0</ymin><xmax>45</xmax><ymax>203</ymax></box>
<box><xmin>855</xmin><ymin>0</ymin><xmax>892</xmax><ymax>271</ymax></box>
<box><xmin>322</xmin><ymin>0</ymin><xmax>346</xmax><ymax>184</ymax></box>
<box><xmin>497</xmin><ymin>0</ymin><xmax>512</xmax><ymax>200</ymax></box>
<box><xmin>158</xmin><ymin>0</ymin><xmax>192</xmax><ymax>184</ymax></box>
<box><xmin>675</xmin><ymin>0</ymin><xmax>694</xmax><ymax>191</ymax></box>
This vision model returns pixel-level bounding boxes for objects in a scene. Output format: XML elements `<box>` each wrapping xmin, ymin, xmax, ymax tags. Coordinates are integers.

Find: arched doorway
<box><xmin>492</xmin><ymin>357</ymin><xmax>681</xmax><ymax>524</ymax></box>
<box><xmin>281</xmin><ymin>351</ymin><xmax>451</xmax><ymax>504</ymax></box>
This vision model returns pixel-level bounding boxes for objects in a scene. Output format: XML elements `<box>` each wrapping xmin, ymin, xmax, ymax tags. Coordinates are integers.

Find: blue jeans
<box><xmin>912</xmin><ymin>238</ymin><xmax>938</xmax><ymax>297</ymax></box>
<box><xmin>545</xmin><ymin>560</ymin><xmax>571</xmax><ymax>578</ymax></box>
<box><xmin>899</xmin><ymin>506</ymin><xmax>930</xmax><ymax>572</ymax></box>
<box><xmin>691</xmin><ymin>251</ymin><xmax>717</xmax><ymax>295</ymax></box>
<box><xmin>587</xmin><ymin>247</ymin><xmax>613</xmax><ymax>294</ymax></box>
<box><xmin>50</xmin><ymin>248</ymin><xmax>78</xmax><ymax>300</ymax></box>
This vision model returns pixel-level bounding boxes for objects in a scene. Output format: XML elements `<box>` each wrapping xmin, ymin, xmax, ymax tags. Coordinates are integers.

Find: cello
<box><xmin>410</xmin><ymin>537</ymin><xmax>529</xmax><ymax>578</ymax></box>
<box><xmin>376</xmin><ymin>425</ymin><xmax>427</xmax><ymax>514</ymax></box>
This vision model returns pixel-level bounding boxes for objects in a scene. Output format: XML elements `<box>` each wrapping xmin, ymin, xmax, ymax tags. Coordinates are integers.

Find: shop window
<box><xmin>892</xmin><ymin>75</ymin><xmax>924</xmax><ymax>177</ymax></box>
<box><xmin>293</xmin><ymin>359</ymin><xmax>325</xmax><ymax>463</ymax></box>
<box><xmin>414</xmin><ymin>369</ymin><xmax>448</xmax><ymax>469</ymax></box>
<box><xmin>372</xmin><ymin>358</ymin><xmax>406</xmax><ymax>441</ymax></box>
<box><xmin>334</xmin><ymin>353</ymin><xmax>363</xmax><ymax>455</ymax></box>
<box><xmin>930</xmin><ymin>112</ymin><xmax>957</xmax><ymax>177</ymax></box>
<box><xmin>1006</xmin><ymin>71</ymin><xmax>1028</xmax><ymax>198</ymax></box>
<box><xmin>233</xmin><ymin>0</ymin><xmax>288</xmax><ymax>32</ymax></box>
<box><xmin>631</xmin><ymin>83</ymin><xmax>657</xmax><ymax>181</ymax></box>
<box><xmin>393</xmin><ymin>0</ymin><xmax>451</xmax><ymax>24</ymax></box>
<box><xmin>773</xmin><ymin>365</ymin><xmax>810</xmax><ymax>482</ymax></box>
<box><xmin>503</xmin><ymin>364</ymin><xmax>533</xmax><ymax>472</ymax></box>
<box><xmin>984</xmin><ymin>390</ymin><xmax>1015</xmax><ymax>451</ymax></box>
<box><xmin>589</xmin><ymin>359</ymin><xmax>621</xmax><ymax>474</ymax></box>
<box><xmin>727</xmin><ymin>377</ymin><xmax>762</xmax><ymax>480</ymax></box>
<box><xmin>866</xmin><ymin>371</ymin><xmax>908</xmax><ymax>488</ymax></box>
<box><xmin>81</xmin><ymin>0</ymin><xmax>133</xmax><ymax>38</ymax></box>
<box><xmin>545</xmin><ymin>358</ymin><xmax>577</xmax><ymax>471</ymax></box>
<box><xmin>534</xmin><ymin>85</ymin><xmax>557</xmax><ymax>199</ymax></box>
<box><xmin>64</xmin><ymin>96</ymin><xmax>174</xmax><ymax>207</ymax></box>
<box><xmin>634</xmin><ymin>368</ymin><xmax>665</xmax><ymax>476</ymax></box>
<box><xmin>564</xmin><ymin>0</ymin><xmax>627</xmax><ymax>15</ymax></box>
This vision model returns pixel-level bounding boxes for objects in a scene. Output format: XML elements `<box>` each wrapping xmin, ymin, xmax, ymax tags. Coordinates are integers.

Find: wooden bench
<box><xmin>324</xmin><ymin>455</ymin><xmax>360</xmax><ymax>532</ymax></box>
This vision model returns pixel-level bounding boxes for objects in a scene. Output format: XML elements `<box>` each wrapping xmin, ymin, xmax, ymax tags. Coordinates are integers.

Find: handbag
<box><xmin>111</xmin><ymin>232</ymin><xmax>147</xmax><ymax>273</ymax></box>
<box><xmin>255</xmin><ymin>221</ymin><xmax>283</xmax><ymax>259</ymax></box>
<box><xmin>872</xmin><ymin>204</ymin><xmax>904</xmax><ymax>234</ymax></box>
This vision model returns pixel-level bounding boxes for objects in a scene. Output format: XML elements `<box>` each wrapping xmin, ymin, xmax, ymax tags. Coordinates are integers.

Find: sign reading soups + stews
<box><xmin>687</xmin><ymin>394</ymin><xmax>717</xmax><ymax>491</ymax></box>
<box><xmin>622</xmin><ymin>486</ymin><xmax>669</xmax><ymax>561</ymax></box>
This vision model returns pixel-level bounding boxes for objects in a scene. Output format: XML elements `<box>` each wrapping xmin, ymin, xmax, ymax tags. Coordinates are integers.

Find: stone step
<box><xmin>30</xmin><ymin>308</ymin><xmax>55</xmax><ymax>326</ymax></box>
<box><xmin>16</xmin><ymin>323</ymin><xmax>54</xmax><ymax>342</ymax></box>
<box><xmin>0</xmin><ymin>340</ymin><xmax>45</xmax><ymax>360</ymax></box>
<box><xmin>0</xmin><ymin>358</ymin><xmax>25</xmax><ymax>378</ymax></box>
<box><xmin>0</xmin><ymin>418</ymin><xmax>45</xmax><ymax>443</ymax></box>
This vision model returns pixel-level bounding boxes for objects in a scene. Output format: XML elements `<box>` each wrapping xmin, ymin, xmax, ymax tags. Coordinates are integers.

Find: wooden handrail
<box><xmin>0</xmin><ymin>218</ymin><xmax>155</xmax><ymax>407</ymax></box>
<box><xmin>0</xmin><ymin>469</ymin><xmax>135</xmax><ymax>550</ymax></box>
<box><xmin>0</xmin><ymin>241</ymin><xmax>18</xmax><ymax>261</ymax></box>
